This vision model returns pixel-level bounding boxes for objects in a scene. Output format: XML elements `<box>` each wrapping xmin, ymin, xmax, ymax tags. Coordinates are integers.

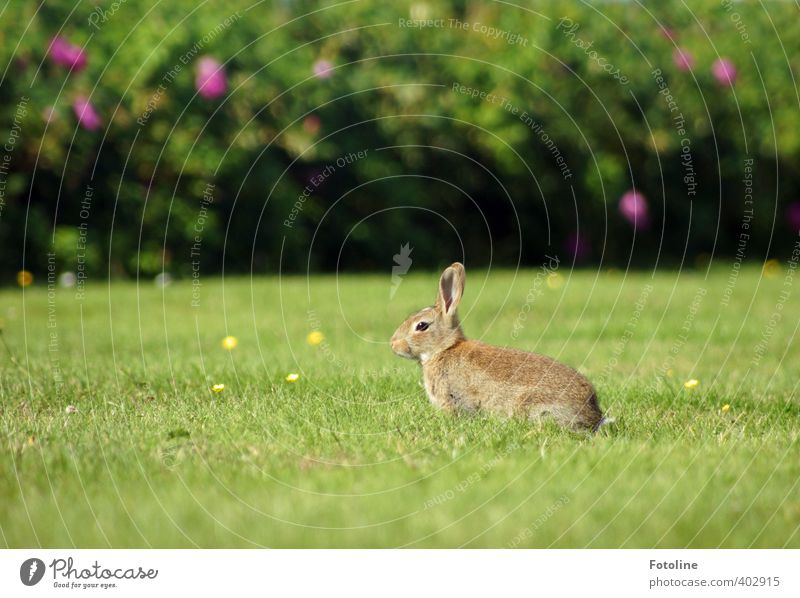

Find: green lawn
<box><xmin>1</xmin><ymin>267</ymin><xmax>798</xmax><ymax>548</ymax></box>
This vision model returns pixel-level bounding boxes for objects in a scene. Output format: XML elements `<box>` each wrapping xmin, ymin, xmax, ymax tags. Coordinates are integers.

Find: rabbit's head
<box><xmin>391</xmin><ymin>262</ymin><xmax>466</xmax><ymax>362</ymax></box>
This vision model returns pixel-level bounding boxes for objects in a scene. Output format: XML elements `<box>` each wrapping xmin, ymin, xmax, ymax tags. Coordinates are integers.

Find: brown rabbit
<box><xmin>391</xmin><ymin>262</ymin><xmax>607</xmax><ymax>431</ymax></box>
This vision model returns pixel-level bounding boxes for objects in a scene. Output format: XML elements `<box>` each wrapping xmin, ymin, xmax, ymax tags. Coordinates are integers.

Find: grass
<box><xmin>1</xmin><ymin>266</ymin><xmax>799</xmax><ymax>548</ymax></box>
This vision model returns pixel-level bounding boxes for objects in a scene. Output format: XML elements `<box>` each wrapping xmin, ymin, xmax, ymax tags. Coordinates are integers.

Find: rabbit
<box><xmin>390</xmin><ymin>262</ymin><xmax>608</xmax><ymax>431</ymax></box>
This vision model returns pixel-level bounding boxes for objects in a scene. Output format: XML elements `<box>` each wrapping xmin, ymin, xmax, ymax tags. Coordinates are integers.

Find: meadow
<box><xmin>1</xmin><ymin>266</ymin><xmax>798</xmax><ymax>548</ymax></box>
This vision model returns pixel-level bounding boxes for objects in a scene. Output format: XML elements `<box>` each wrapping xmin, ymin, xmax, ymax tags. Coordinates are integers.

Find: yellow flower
<box><xmin>285</xmin><ymin>373</ymin><xmax>300</xmax><ymax>383</ymax></box>
<box><xmin>762</xmin><ymin>259</ymin><xmax>781</xmax><ymax>279</ymax></box>
<box><xmin>17</xmin><ymin>270</ymin><xmax>33</xmax><ymax>287</ymax></box>
<box><xmin>211</xmin><ymin>383</ymin><xmax>225</xmax><ymax>392</ymax></box>
<box><xmin>546</xmin><ymin>272</ymin><xmax>563</xmax><ymax>290</ymax></box>
<box><xmin>666</xmin><ymin>369</ymin><xmax>674</xmax><ymax>378</ymax></box>
<box><xmin>306</xmin><ymin>330</ymin><xmax>324</xmax><ymax>346</ymax></box>
<box><xmin>409</xmin><ymin>3</ymin><xmax>431</xmax><ymax>20</ymax></box>
<box><xmin>684</xmin><ymin>379</ymin><xmax>699</xmax><ymax>389</ymax></box>
<box><xmin>221</xmin><ymin>336</ymin><xmax>238</xmax><ymax>350</ymax></box>
<box><xmin>721</xmin><ymin>404</ymin><xmax>731</xmax><ymax>413</ymax></box>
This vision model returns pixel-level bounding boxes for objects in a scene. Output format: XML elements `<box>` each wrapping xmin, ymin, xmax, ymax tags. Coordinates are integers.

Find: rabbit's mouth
<box><xmin>390</xmin><ymin>338</ymin><xmax>414</xmax><ymax>359</ymax></box>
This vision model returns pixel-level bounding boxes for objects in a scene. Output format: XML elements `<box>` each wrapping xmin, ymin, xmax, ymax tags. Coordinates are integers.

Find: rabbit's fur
<box><xmin>391</xmin><ymin>262</ymin><xmax>605</xmax><ymax>431</ymax></box>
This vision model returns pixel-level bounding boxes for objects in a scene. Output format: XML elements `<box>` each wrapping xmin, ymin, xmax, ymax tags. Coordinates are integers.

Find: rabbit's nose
<box><xmin>390</xmin><ymin>335</ymin><xmax>408</xmax><ymax>356</ymax></box>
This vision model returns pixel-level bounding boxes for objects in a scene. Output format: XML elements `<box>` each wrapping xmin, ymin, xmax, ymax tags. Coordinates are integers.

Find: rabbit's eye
<box><xmin>415</xmin><ymin>321</ymin><xmax>429</xmax><ymax>332</ymax></box>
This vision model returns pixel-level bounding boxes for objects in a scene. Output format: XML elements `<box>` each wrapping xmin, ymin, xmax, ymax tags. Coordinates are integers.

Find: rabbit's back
<box><xmin>423</xmin><ymin>339</ymin><xmax>601</xmax><ymax>429</ymax></box>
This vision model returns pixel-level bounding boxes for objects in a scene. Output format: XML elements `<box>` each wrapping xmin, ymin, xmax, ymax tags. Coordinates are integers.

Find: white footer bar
<box><xmin>1</xmin><ymin>549</ymin><xmax>796</xmax><ymax>597</ymax></box>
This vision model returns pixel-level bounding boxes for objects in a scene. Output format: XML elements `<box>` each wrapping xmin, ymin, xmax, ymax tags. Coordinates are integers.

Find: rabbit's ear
<box><xmin>437</xmin><ymin>262</ymin><xmax>465</xmax><ymax>317</ymax></box>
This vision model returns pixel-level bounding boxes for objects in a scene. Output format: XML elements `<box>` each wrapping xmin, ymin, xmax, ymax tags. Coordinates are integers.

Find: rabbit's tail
<box><xmin>593</xmin><ymin>416</ymin><xmax>616</xmax><ymax>433</ymax></box>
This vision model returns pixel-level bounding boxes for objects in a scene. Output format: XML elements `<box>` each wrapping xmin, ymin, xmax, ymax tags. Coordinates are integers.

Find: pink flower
<box><xmin>48</xmin><ymin>36</ymin><xmax>87</xmax><ymax>71</ymax></box>
<box><xmin>303</xmin><ymin>115</ymin><xmax>321</xmax><ymax>135</ymax></box>
<box><xmin>619</xmin><ymin>190</ymin><xmax>651</xmax><ymax>229</ymax></box>
<box><xmin>672</xmin><ymin>48</ymin><xmax>695</xmax><ymax>72</ymax></box>
<box><xmin>711</xmin><ymin>58</ymin><xmax>737</xmax><ymax>87</ymax></box>
<box><xmin>195</xmin><ymin>56</ymin><xmax>227</xmax><ymax>99</ymax></box>
<box><xmin>786</xmin><ymin>202</ymin><xmax>800</xmax><ymax>232</ymax></box>
<box><xmin>659</xmin><ymin>26</ymin><xmax>676</xmax><ymax>41</ymax></box>
<box><xmin>72</xmin><ymin>97</ymin><xmax>101</xmax><ymax>131</ymax></box>
<box><xmin>313</xmin><ymin>59</ymin><xmax>333</xmax><ymax>79</ymax></box>
<box><xmin>565</xmin><ymin>232</ymin><xmax>590</xmax><ymax>261</ymax></box>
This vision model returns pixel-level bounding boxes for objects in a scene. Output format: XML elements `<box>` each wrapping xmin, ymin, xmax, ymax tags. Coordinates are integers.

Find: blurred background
<box><xmin>1</xmin><ymin>0</ymin><xmax>799</xmax><ymax>281</ymax></box>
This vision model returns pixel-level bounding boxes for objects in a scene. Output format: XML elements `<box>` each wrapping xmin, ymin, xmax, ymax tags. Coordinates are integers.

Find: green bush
<box><xmin>1</xmin><ymin>0</ymin><xmax>799</xmax><ymax>281</ymax></box>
